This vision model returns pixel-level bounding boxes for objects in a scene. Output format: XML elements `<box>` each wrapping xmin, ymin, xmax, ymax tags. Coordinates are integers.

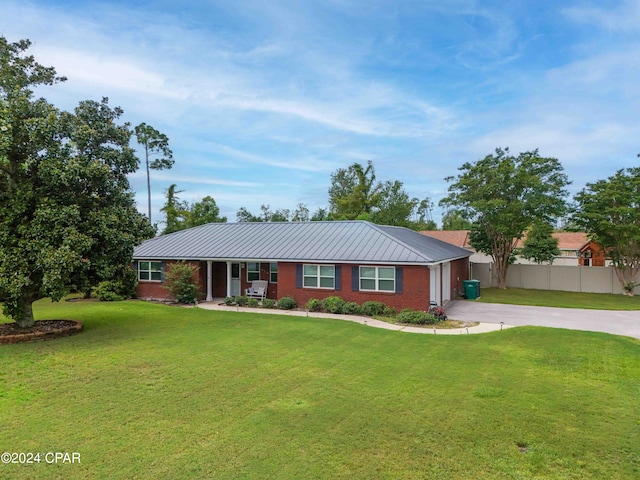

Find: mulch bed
<box><xmin>0</xmin><ymin>320</ymin><xmax>83</xmax><ymax>344</ymax></box>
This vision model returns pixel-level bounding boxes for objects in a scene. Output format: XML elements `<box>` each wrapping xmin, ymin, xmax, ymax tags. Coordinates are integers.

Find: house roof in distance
<box><xmin>420</xmin><ymin>230</ymin><xmax>472</xmax><ymax>249</ymax></box>
<box><xmin>422</xmin><ymin>230</ymin><xmax>590</xmax><ymax>252</ymax></box>
<box><xmin>133</xmin><ymin>221</ymin><xmax>471</xmax><ymax>265</ymax></box>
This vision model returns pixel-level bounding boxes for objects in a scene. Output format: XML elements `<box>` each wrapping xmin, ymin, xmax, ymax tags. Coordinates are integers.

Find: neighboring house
<box><xmin>421</xmin><ymin>230</ymin><xmax>604</xmax><ymax>266</ymax></box>
<box><xmin>578</xmin><ymin>240</ymin><xmax>607</xmax><ymax>267</ymax></box>
<box><xmin>133</xmin><ymin>221</ymin><xmax>471</xmax><ymax>310</ymax></box>
<box><xmin>419</xmin><ymin>231</ymin><xmax>490</xmax><ymax>264</ymax></box>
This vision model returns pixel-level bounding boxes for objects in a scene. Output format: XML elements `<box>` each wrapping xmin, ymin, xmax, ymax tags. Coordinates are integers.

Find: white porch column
<box><xmin>206</xmin><ymin>260</ymin><xmax>213</xmax><ymax>302</ymax></box>
<box><xmin>226</xmin><ymin>261</ymin><xmax>232</xmax><ymax>298</ymax></box>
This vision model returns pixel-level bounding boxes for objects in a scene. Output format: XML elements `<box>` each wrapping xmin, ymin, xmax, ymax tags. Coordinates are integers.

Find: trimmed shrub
<box><xmin>278</xmin><ymin>296</ymin><xmax>297</xmax><ymax>310</ymax></box>
<box><xmin>94</xmin><ymin>281</ymin><xmax>124</xmax><ymax>302</ymax></box>
<box><xmin>341</xmin><ymin>301</ymin><xmax>362</xmax><ymax>315</ymax></box>
<box><xmin>235</xmin><ymin>295</ymin><xmax>249</xmax><ymax>307</ymax></box>
<box><xmin>224</xmin><ymin>296</ymin><xmax>235</xmax><ymax>306</ymax></box>
<box><xmin>306</xmin><ymin>298</ymin><xmax>322</xmax><ymax>312</ymax></box>
<box><xmin>262</xmin><ymin>298</ymin><xmax>276</xmax><ymax>309</ymax></box>
<box><xmin>94</xmin><ymin>266</ymin><xmax>138</xmax><ymax>302</ymax></box>
<box><xmin>321</xmin><ymin>296</ymin><xmax>345</xmax><ymax>314</ymax></box>
<box><xmin>164</xmin><ymin>262</ymin><xmax>199</xmax><ymax>304</ymax></box>
<box><xmin>382</xmin><ymin>306</ymin><xmax>397</xmax><ymax>317</ymax></box>
<box><xmin>396</xmin><ymin>309</ymin><xmax>438</xmax><ymax>325</ymax></box>
<box><xmin>361</xmin><ymin>301</ymin><xmax>387</xmax><ymax>317</ymax></box>
<box><xmin>247</xmin><ymin>298</ymin><xmax>259</xmax><ymax>308</ymax></box>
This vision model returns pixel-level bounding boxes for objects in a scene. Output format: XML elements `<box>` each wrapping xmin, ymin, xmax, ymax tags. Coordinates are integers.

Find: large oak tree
<box><xmin>440</xmin><ymin>148</ymin><xmax>569</xmax><ymax>288</ymax></box>
<box><xmin>0</xmin><ymin>37</ymin><xmax>155</xmax><ymax>327</ymax></box>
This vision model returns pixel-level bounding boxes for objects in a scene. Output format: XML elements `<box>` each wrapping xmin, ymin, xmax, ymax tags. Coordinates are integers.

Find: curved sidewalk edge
<box><xmin>195</xmin><ymin>302</ymin><xmax>514</xmax><ymax>335</ymax></box>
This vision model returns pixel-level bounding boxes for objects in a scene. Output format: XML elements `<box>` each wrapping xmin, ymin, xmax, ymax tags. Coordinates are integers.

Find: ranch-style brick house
<box><xmin>133</xmin><ymin>221</ymin><xmax>471</xmax><ymax>311</ymax></box>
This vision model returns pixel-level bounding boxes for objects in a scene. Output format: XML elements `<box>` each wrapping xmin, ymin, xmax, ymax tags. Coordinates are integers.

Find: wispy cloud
<box><xmin>563</xmin><ymin>0</ymin><xmax>640</xmax><ymax>32</ymax></box>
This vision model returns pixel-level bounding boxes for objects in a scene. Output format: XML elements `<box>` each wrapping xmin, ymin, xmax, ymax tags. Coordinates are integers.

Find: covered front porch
<box><xmin>200</xmin><ymin>260</ymin><xmax>278</xmax><ymax>301</ymax></box>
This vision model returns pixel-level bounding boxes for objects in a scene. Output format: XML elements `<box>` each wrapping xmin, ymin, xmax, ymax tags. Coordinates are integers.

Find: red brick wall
<box><xmin>136</xmin><ymin>260</ymin><xmax>204</xmax><ymax>301</ymax></box>
<box><xmin>448</xmin><ymin>258</ymin><xmax>469</xmax><ymax>300</ymax></box>
<box><xmin>276</xmin><ymin>262</ymin><xmax>433</xmax><ymax>311</ymax></box>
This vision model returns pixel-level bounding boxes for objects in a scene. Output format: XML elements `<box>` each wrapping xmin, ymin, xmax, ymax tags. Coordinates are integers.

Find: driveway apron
<box><xmin>446</xmin><ymin>300</ymin><xmax>640</xmax><ymax>339</ymax></box>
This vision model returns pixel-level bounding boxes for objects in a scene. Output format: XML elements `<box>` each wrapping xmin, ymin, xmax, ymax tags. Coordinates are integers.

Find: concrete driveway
<box><xmin>445</xmin><ymin>300</ymin><xmax>640</xmax><ymax>339</ymax></box>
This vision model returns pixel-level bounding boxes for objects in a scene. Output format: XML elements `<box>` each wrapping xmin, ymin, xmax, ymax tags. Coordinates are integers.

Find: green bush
<box><xmin>164</xmin><ymin>262</ymin><xmax>199</xmax><ymax>304</ymax></box>
<box><xmin>247</xmin><ymin>298</ymin><xmax>259</xmax><ymax>308</ymax></box>
<box><xmin>306</xmin><ymin>298</ymin><xmax>322</xmax><ymax>312</ymax></box>
<box><xmin>396</xmin><ymin>309</ymin><xmax>438</xmax><ymax>325</ymax></box>
<box><xmin>224</xmin><ymin>296</ymin><xmax>235</xmax><ymax>306</ymax></box>
<box><xmin>361</xmin><ymin>301</ymin><xmax>387</xmax><ymax>317</ymax></box>
<box><xmin>94</xmin><ymin>281</ymin><xmax>124</xmax><ymax>302</ymax></box>
<box><xmin>262</xmin><ymin>298</ymin><xmax>276</xmax><ymax>309</ymax></box>
<box><xmin>341</xmin><ymin>301</ymin><xmax>362</xmax><ymax>315</ymax></box>
<box><xmin>321</xmin><ymin>296</ymin><xmax>345</xmax><ymax>314</ymax></box>
<box><xmin>382</xmin><ymin>306</ymin><xmax>397</xmax><ymax>317</ymax></box>
<box><xmin>278</xmin><ymin>296</ymin><xmax>297</xmax><ymax>310</ymax></box>
<box><xmin>236</xmin><ymin>295</ymin><xmax>249</xmax><ymax>307</ymax></box>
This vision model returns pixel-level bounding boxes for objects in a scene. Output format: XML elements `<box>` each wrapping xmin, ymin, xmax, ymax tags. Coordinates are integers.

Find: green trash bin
<box><xmin>463</xmin><ymin>279</ymin><xmax>480</xmax><ymax>300</ymax></box>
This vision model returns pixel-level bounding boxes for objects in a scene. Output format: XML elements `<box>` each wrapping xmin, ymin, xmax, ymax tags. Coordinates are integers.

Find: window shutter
<box><xmin>296</xmin><ymin>264</ymin><xmax>303</xmax><ymax>289</ymax></box>
<box><xmin>161</xmin><ymin>262</ymin><xmax>167</xmax><ymax>282</ymax></box>
<box><xmin>395</xmin><ymin>267</ymin><xmax>403</xmax><ymax>293</ymax></box>
<box><xmin>335</xmin><ymin>265</ymin><xmax>342</xmax><ymax>291</ymax></box>
<box><xmin>352</xmin><ymin>266</ymin><xmax>359</xmax><ymax>291</ymax></box>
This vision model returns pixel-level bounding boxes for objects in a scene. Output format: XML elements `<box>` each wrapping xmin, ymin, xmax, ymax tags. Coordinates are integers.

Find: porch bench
<box><xmin>245</xmin><ymin>280</ymin><xmax>268</xmax><ymax>301</ymax></box>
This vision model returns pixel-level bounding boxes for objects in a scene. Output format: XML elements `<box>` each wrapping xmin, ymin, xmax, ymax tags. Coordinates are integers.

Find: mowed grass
<box><xmin>477</xmin><ymin>287</ymin><xmax>640</xmax><ymax>310</ymax></box>
<box><xmin>1</xmin><ymin>300</ymin><xmax>639</xmax><ymax>479</ymax></box>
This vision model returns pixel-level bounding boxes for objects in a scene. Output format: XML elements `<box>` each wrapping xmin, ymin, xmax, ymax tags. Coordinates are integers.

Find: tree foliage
<box><xmin>134</xmin><ymin>122</ymin><xmax>173</xmax><ymax>224</ymax></box>
<box><xmin>517</xmin><ymin>222</ymin><xmax>560</xmax><ymax>264</ymax></box>
<box><xmin>440</xmin><ymin>148</ymin><xmax>569</xmax><ymax>288</ymax></box>
<box><xmin>160</xmin><ymin>184</ymin><xmax>189</xmax><ymax>234</ymax></box>
<box><xmin>236</xmin><ymin>203</ymin><xmax>308</xmax><ymax>223</ymax></box>
<box><xmin>328</xmin><ymin>161</ymin><xmax>381</xmax><ymax>219</ymax></box>
<box><xmin>160</xmin><ymin>184</ymin><xmax>226</xmax><ymax>234</ymax></box>
<box><xmin>573</xmin><ymin>167</ymin><xmax>640</xmax><ymax>295</ymax></box>
<box><xmin>441</xmin><ymin>210</ymin><xmax>472</xmax><ymax>230</ymax></box>
<box><xmin>327</xmin><ymin>161</ymin><xmax>435</xmax><ymax>229</ymax></box>
<box><xmin>0</xmin><ymin>37</ymin><xmax>155</xmax><ymax>327</ymax></box>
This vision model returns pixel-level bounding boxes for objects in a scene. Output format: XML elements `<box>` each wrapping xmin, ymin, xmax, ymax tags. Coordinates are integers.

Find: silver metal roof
<box><xmin>133</xmin><ymin>221</ymin><xmax>471</xmax><ymax>265</ymax></box>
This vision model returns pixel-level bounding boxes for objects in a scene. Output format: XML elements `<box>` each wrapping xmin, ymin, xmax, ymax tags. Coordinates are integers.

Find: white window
<box><xmin>360</xmin><ymin>266</ymin><xmax>395</xmax><ymax>292</ymax></box>
<box><xmin>303</xmin><ymin>264</ymin><xmax>335</xmax><ymax>289</ymax></box>
<box><xmin>270</xmin><ymin>262</ymin><xmax>278</xmax><ymax>283</ymax></box>
<box><xmin>138</xmin><ymin>261</ymin><xmax>163</xmax><ymax>282</ymax></box>
<box><xmin>247</xmin><ymin>262</ymin><xmax>260</xmax><ymax>282</ymax></box>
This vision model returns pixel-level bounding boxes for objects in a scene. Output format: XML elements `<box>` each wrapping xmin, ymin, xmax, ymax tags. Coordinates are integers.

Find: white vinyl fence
<box><xmin>471</xmin><ymin>263</ymin><xmax>639</xmax><ymax>295</ymax></box>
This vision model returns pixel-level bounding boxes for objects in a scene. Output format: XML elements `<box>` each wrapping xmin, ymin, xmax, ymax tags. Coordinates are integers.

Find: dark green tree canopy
<box><xmin>517</xmin><ymin>222</ymin><xmax>560</xmax><ymax>264</ymax></box>
<box><xmin>440</xmin><ymin>147</ymin><xmax>569</xmax><ymax>288</ymax></box>
<box><xmin>327</xmin><ymin>161</ymin><xmax>435</xmax><ymax>230</ymax></box>
<box><xmin>441</xmin><ymin>210</ymin><xmax>472</xmax><ymax>230</ymax></box>
<box><xmin>160</xmin><ymin>184</ymin><xmax>227</xmax><ymax>234</ymax></box>
<box><xmin>574</xmin><ymin>167</ymin><xmax>640</xmax><ymax>294</ymax></box>
<box><xmin>0</xmin><ymin>37</ymin><xmax>154</xmax><ymax>327</ymax></box>
<box><xmin>328</xmin><ymin>161</ymin><xmax>381</xmax><ymax>219</ymax></box>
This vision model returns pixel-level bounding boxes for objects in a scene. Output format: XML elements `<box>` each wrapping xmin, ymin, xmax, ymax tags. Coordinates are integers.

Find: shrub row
<box><xmin>303</xmin><ymin>297</ymin><xmax>396</xmax><ymax>317</ymax></box>
<box><xmin>224</xmin><ymin>294</ymin><xmax>441</xmax><ymax>325</ymax></box>
<box><xmin>224</xmin><ymin>295</ymin><xmax>295</xmax><ymax>310</ymax></box>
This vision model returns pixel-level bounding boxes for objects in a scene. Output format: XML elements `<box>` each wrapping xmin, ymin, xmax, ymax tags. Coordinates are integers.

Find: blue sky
<box><xmin>3</xmin><ymin>0</ymin><xmax>640</xmax><ymax>227</ymax></box>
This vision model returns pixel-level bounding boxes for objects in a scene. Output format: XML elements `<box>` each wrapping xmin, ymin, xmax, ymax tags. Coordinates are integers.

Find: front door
<box><xmin>231</xmin><ymin>263</ymin><xmax>241</xmax><ymax>296</ymax></box>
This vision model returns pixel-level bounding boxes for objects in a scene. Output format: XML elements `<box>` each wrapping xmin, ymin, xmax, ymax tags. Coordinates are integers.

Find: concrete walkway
<box><xmin>196</xmin><ymin>301</ymin><xmax>513</xmax><ymax>336</ymax></box>
<box><xmin>446</xmin><ymin>300</ymin><xmax>640</xmax><ymax>339</ymax></box>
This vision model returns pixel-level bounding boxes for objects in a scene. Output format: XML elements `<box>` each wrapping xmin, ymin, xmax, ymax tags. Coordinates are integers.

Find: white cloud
<box><xmin>564</xmin><ymin>0</ymin><xmax>640</xmax><ymax>32</ymax></box>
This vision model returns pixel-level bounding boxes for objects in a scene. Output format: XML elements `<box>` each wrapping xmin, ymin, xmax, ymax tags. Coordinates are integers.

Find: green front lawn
<box><xmin>1</xmin><ymin>300</ymin><xmax>639</xmax><ymax>479</ymax></box>
<box><xmin>477</xmin><ymin>287</ymin><xmax>640</xmax><ymax>310</ymax></box>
